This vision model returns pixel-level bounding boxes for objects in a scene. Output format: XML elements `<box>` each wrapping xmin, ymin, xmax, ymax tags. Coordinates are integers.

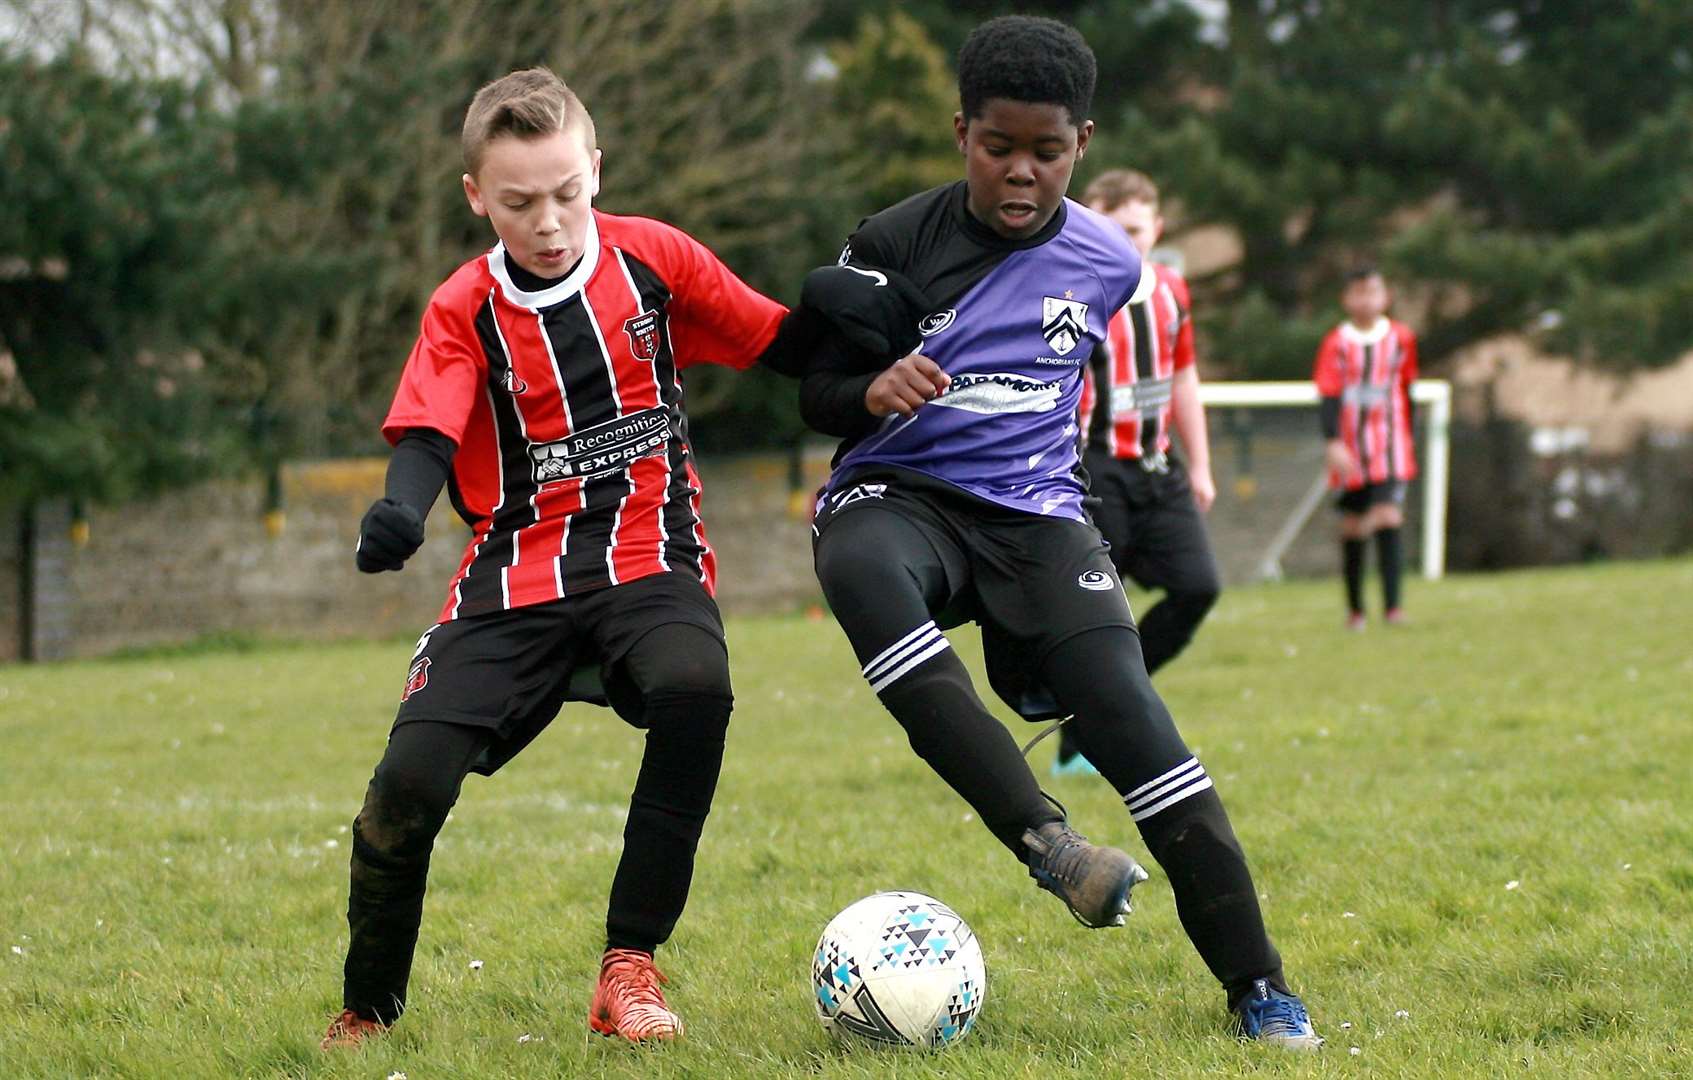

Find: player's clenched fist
<box><xmin>355</xmin><ymin>498</ymin><xmax>425</xmax><ymax>573</ymax></box>
<box><xmin>866</xmin><ymin>353</ymin><xmax>951</xmax><ymax>418</ymax></box>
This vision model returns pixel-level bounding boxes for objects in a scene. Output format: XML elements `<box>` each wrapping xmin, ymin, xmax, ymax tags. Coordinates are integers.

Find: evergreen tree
<box><xmin>1107</xmin><ymin>0</ymin><xmax>1693</xmax><ymax>376</ymax></box>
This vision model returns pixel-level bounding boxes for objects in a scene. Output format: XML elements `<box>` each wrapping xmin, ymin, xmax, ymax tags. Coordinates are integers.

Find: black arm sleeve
<box><xmin>754</xmin><ymin>306</ymin><xmax>826</xmax><ymax>379</ymax></box>
<box><xmin>799</xmin><ymin>335</ymin><xmax>882</xmax><ymax>438</ymax></box>
<box><xmin>1319</xmin><ymin>396</ymin><xmax>1341</xmax><ymax>440</ymax></box>
<box><xmin>386</xmin><ymin>428</ymin><xmax>456</xmax><ymax>516</ymax></box>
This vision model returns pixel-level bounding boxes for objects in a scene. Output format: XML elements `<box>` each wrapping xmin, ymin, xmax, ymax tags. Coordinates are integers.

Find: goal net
<box><xmin>1197</xmin><ymin>380</ymin><xmax>1452</xmax><ymax>582</ymax></box>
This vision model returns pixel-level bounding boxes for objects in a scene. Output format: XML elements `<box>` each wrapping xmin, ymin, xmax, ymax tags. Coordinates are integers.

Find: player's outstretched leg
<box><xmin>591</xmin><ymin>622</ymin><xmax>734</xmax><ymax>1041</ymax></box>
<box><xmin>328</xmin><ymin>719</ymin><xmax>490</xmax><ymax>1049</ymax></box>
<box><xmin>816</xmin><ymin>506</ymin><xmax>1144</xmax><ymax>927</ymax></box>
<box><xmin>1041</xmin><ymin>627</ymin><xmax>1322</xmax><ymax>1048</ymax></box>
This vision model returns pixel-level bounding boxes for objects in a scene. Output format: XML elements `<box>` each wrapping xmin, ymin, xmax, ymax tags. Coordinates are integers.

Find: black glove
<box><xmin>801</xmin><ymin>264</ymin><xmax>934</xmax><ymax>361</ymax></box>
<box><xmin>355</xmin><ymin>498</ymin><xmax>425</xmax><ymax>573</ymax></box>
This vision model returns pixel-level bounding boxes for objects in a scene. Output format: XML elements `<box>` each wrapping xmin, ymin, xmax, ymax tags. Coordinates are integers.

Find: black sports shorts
<box><xmin>1336</xmin><ymin>480</ymin><xmax>1407</xmax><ymax>515</ymax></box>
<box><xmin>391</xmin><ymin>570</ymin><xmax>726</xmax><ymax>774</ymax></box>
<box><xmin>812</xmin><ymin>466</ymin><xmax>1135</xmax><ymax>720</ymax></box>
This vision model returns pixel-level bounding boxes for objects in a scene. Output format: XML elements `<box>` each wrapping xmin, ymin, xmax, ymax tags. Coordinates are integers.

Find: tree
<box><xmin>0</xmin><ymin>52</ymin><xmax>244</xmax><ymax>507</ymax></box>
<box><xmin>1104</xmin><ymin>0</ymin><xmax>1693</xmax><ymax>377</ymax></box>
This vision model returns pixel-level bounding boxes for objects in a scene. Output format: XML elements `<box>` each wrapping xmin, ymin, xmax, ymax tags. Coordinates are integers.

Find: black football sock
<box><xmin>1036</xmin><ymin>628</ymin><xmax>1287</xmax><ymax>1007</ymax></box>
<box><xmin>1136</xmin><ymin>788</ymin><xmax>1287</xmax><ymax>1010</ymax></box>
<box><xmin>606</xmin><ymin>687</ymin><xmax>732</xmax><ymax>954</ymax></box>
<box><xmin>878</xmin><ymin>652</ymin><xmax>1062</xmax><ymax>857</ymax></box>
<box><xmin>1377</xmin><ymin>526</ymin><xmax>1404</xmax><ymax>611</ymax></box>
<box><xmin>343</xmin><ymin>720</ymin><xmax>488</xmax><ymax>1024</ymax></box>
<box><xmin>1342</xmin><ymin>538</ymin><xmax>1366</xmax><ymax>614</ymax></box>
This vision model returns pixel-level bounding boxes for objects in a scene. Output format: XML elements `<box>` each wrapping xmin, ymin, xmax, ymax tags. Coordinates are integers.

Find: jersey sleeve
<box><xmin>1312</xmin><ymin>328</ymin><xmax>1346</xmax><ymax>397</ymax></box>
<box><xmin>637</xmin><ymin>220</ymin><xmax>786</xmax><ymax>371</ymax></box>
<box><xmin>1398</xmin><ymin>323</ymin><xmax>1420</xmax><ymax>386</ymax></box>
<box><xmin>381</xmin><ymin>285</ymin><xmax>488</xmax><ymax>447</ymax></box>
<box><xmin>1168</xmin><ymin>271</ymin><xmax>1196</xmax><ymax>371</ymax></box>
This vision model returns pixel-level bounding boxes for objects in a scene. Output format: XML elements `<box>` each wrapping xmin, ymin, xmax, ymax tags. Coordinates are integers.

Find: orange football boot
<box><xmin>588</xmin><ymin>948</ymin><xmax>684</xmax><ymax>1042</ymax></box>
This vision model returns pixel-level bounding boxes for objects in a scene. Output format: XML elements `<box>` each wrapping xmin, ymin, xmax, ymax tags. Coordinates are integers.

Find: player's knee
<box><xmin>1171</xmin><ymin>585</ymin><xmax>1219</xmax><ymax>625</ymax></box>
<box><xmin>357</xmin><ymin>760</ymin><xmax>458</xmax><ymax>858</ymax></box>
<box><xmin>632</xmin><ymin>628</ymin><xmax>733</xmax><ymax>703</ymax></box>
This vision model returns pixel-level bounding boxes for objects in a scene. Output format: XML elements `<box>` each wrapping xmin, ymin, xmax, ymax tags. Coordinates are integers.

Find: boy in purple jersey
<box><xmin>799</xmin><ymin>16</ymin><xmax>1321</xmax><ymax>1048</ymax></box>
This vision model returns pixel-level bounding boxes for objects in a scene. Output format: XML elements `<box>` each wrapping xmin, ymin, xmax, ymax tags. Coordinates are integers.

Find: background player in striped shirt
<box><xmin>1055</xmin><ymin>168</ymin><xmax>1221</xmax><ymax>777</ymax></box>
<box><xmin>799</xmin><ymin>16</ymin><xmax>1320</xmax><ymax>1049</ymax></box>
<box><xmin>322</xmin><ymin>67</ymin><xmax>822</xmax><ymax>1049</ymax></box>
<box><xmin>1313</xmin><ymin>266</ymin><xmax>1420</xmax><ymax>630</ymax></box>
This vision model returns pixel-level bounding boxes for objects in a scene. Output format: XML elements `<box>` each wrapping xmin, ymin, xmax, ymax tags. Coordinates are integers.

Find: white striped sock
<box><xmin>1124</xmin><ymin>757</ymin><xmax>1213</xmax><ymax>822</ymax></box>
<box><xmin>862</xmin><ymin>622</ymin><xmax>942</xmax><ymax>682</ymax></box>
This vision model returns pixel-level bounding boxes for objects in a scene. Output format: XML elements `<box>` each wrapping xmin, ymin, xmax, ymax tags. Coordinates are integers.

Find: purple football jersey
<box><xmin>831</xmin><ymin>198</ymin><xmax>1153</xmax><ymax>519</ymax></box>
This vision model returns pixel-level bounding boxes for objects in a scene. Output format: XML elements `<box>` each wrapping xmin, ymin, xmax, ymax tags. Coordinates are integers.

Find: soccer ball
<box><xmin>811</xmin><ymin>890</ymin><xmax>987</xmax><ymax>1049</ymax></box>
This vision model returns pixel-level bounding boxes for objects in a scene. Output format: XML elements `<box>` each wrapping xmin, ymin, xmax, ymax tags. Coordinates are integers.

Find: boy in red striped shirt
<box><xmin>323</xmin><ymin>67</ymin><xmax>816</xmax><ymax>1048</ymax></box>
<box><xmin>1313</xmin><ymin>266</ymin><xmax>1419</xmax><ymax>629</ymax></box>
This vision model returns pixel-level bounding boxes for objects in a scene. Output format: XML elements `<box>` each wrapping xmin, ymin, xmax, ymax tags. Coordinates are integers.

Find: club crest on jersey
<box><xmin>624</xmin><ymin>311</ymin><xmax>662</xmax><ymax>361</ymax></box>
<box><xmin>401</xmin><ymin>657</ymin><xmax>431</xmax><ymax>702</ymax></box>
<box><xmin>500</xmin><ymin>367</ymin><xmax>527</xmax><ymax>395</ymax></box>
<box><xmin>1041</xmin><ymin>295</ymin><xmax>1089</xmax><ymax>355</ymax></box>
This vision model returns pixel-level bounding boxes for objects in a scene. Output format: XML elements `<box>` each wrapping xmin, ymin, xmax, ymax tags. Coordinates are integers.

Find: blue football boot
<box><xmin>1234</xmin><ymin>978</ymin><xmax>1324</xmax><ymax>1050</ymax></box>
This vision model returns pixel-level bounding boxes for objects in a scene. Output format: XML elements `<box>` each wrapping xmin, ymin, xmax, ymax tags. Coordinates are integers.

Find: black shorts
<box><xmin>393</xmin><ymin>570</ymin><xmax>726</xmax><ymax>775</ymax></box>
<box><xmin>1336</xmin><ymin>481</ymin><xmax>1408</xmax><ymax>515</ymax></box>
<box><xmin>1084</xmin><ymin>449</ymin><xmax>1221</xmax><ymax>596</ymax></box>
<box><xmin>813</xmin><ymin>466</ymin><xmax>1135</xmax><ymax>720</ymax></box>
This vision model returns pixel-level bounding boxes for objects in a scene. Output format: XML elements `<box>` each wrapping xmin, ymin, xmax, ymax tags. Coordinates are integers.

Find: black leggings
<box><xmin>340</xmin><ymin>622</ymin><xmax>732</xmax><ymax>1022</ymax></box>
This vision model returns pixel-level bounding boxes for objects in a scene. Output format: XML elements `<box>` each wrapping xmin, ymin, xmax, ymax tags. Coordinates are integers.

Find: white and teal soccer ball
<box><xmin>811</xmin><ymin>890</ymin><xmax>986</xmax><ymax>1049</ymax></box>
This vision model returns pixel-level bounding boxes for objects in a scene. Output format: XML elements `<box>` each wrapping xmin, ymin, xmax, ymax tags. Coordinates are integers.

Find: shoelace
<box><xmin>1250</xmin><ymin>993</ymin><xmax>1311</xmax><ymax>1036</ymax></box>
<box><xmin>1031</xmin><ymin>825</ymin><xmax>1092</xmax><ymax>885</ymax></box>
<box><xmin>602</xmin><ymin>952</ymin><xmax>670</xmax><ymax>1006</ymax></box>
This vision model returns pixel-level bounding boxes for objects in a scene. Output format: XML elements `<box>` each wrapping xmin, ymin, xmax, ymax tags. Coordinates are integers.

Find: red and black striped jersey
<box><xmin>1078</xmin><ymin>262</ymin><xmax>1194</xmax><ymax>460</ymax></box>
<box><xmin>382</xmin><ymin>210</ymin><xmax>785</xmax><ymax>622</ymax></box>
<box><xmin>1313</xmin><ymin>317</ymin><xmax>1419</xmax><ymax>489</ymax></box>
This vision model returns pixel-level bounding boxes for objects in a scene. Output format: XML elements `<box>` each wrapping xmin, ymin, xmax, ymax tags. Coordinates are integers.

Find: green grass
<box><xmin>3</xmin><ymin>560</ymin><xmax>1691</xmax><ymax>1078</ymax></box>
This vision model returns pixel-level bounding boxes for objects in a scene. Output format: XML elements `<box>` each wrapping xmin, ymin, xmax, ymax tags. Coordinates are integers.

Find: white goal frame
<box><xmin>1199</xmin><ymin>380</ymin><xmax>1452</xmax><ymax>581</ymax></box>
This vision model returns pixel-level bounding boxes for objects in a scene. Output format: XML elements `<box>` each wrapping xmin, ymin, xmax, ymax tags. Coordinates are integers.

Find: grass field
<box><xmin>3</xmin><ymin>559</ymin><xmax>1691</xmax><ymax>1078</ymax></box>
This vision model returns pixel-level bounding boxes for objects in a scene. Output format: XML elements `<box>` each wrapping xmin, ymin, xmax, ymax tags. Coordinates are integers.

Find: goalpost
<box><xmin>1199</xmin><ymin>380</ymin><xmax>1452</xmax><ymax>581</ymax></box>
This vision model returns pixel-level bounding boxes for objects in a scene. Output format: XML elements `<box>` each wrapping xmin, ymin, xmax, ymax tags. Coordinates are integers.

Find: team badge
<box><xmin>624</xmin><ymin>311</ymin><xmax>662</xmax><ymax>361</ymax></box>
<box><xmin>401</xmin><ymin>657</ymin><xmax>431</xmax><ymax>702</ymax></box>
<box><xmin>1041</xmin><ymin>295</ymin><xmax>1090</xmax><ymax>355</ymax></box>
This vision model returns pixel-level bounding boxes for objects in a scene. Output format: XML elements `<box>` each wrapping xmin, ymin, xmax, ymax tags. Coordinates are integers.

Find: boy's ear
<box><xmin>1074</xmin><ymin>119</ymin><xmax>1094</xmax><ymax>158</ymax></box>
<box><xmin>462</xmin><ymin>173</ymin><xmax>489</xmax><ymax>218</ymax></box>
<box><xmin>953</xmin><ymin>111</ymin><xmax>968</xmax><ymax>153</ymax></box>
<box><xmin>590</xmin><ymin>148</ymin><xmax>603</xmax><ymax>199</ymax></box>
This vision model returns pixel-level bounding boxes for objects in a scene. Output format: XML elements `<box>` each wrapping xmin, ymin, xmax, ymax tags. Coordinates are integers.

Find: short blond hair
<box><xmin>1083</xmin><ymin>168</ymin><xmax>1160</xmax><ymax>212</ymax></box>
<box><xmin>461</xmin><ymin>67</ymin><xmax>596</xmax><ymax>175</ymax></box>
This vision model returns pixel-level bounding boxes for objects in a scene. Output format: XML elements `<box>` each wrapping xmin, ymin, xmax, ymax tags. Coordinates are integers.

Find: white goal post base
<box><xmin>1198</xmin><ymin>380</ymin><xmax>1452</xmax><ymax>581</ymax></box>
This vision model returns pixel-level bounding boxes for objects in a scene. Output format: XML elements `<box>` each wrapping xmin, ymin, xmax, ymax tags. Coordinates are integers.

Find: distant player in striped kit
<box><xmin>1313</xmin><ymin>266</ymin><xmax>1420</xmax><ymax>629</ymax></box>
<box><xmin>322</xmin><ymin>68</ymin><xmax>823</xmax><ymax>1049</ymax></box>
<box><xmin>1055</xmin><ymin>169</ymin><xmax>1221</xmax><ymax>776</ymax></box>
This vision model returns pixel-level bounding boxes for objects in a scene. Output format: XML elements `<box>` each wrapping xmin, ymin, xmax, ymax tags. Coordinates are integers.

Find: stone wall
<box><xmin>4</xmin><ymin>404</ymin><xmax>1687</xmax><ymax>661</ymax></box>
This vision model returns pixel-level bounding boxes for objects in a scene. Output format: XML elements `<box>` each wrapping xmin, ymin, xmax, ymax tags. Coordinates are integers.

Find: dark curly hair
<box><xmin>957</xmin><ymin>15</ymin><xmax>1096</xmax><ymax>126</ymax></box>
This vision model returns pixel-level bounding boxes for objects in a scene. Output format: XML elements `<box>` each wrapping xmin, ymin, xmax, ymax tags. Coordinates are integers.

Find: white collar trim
<box><xmin>1339</xmin><ymin>317</ymin><xmax>1390</xmax><ymax>345</ymax></box>
<box><xmin>486</xmin><ymin>212</ymin><xmax>600</xmax><ymax>308</ymax></box>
